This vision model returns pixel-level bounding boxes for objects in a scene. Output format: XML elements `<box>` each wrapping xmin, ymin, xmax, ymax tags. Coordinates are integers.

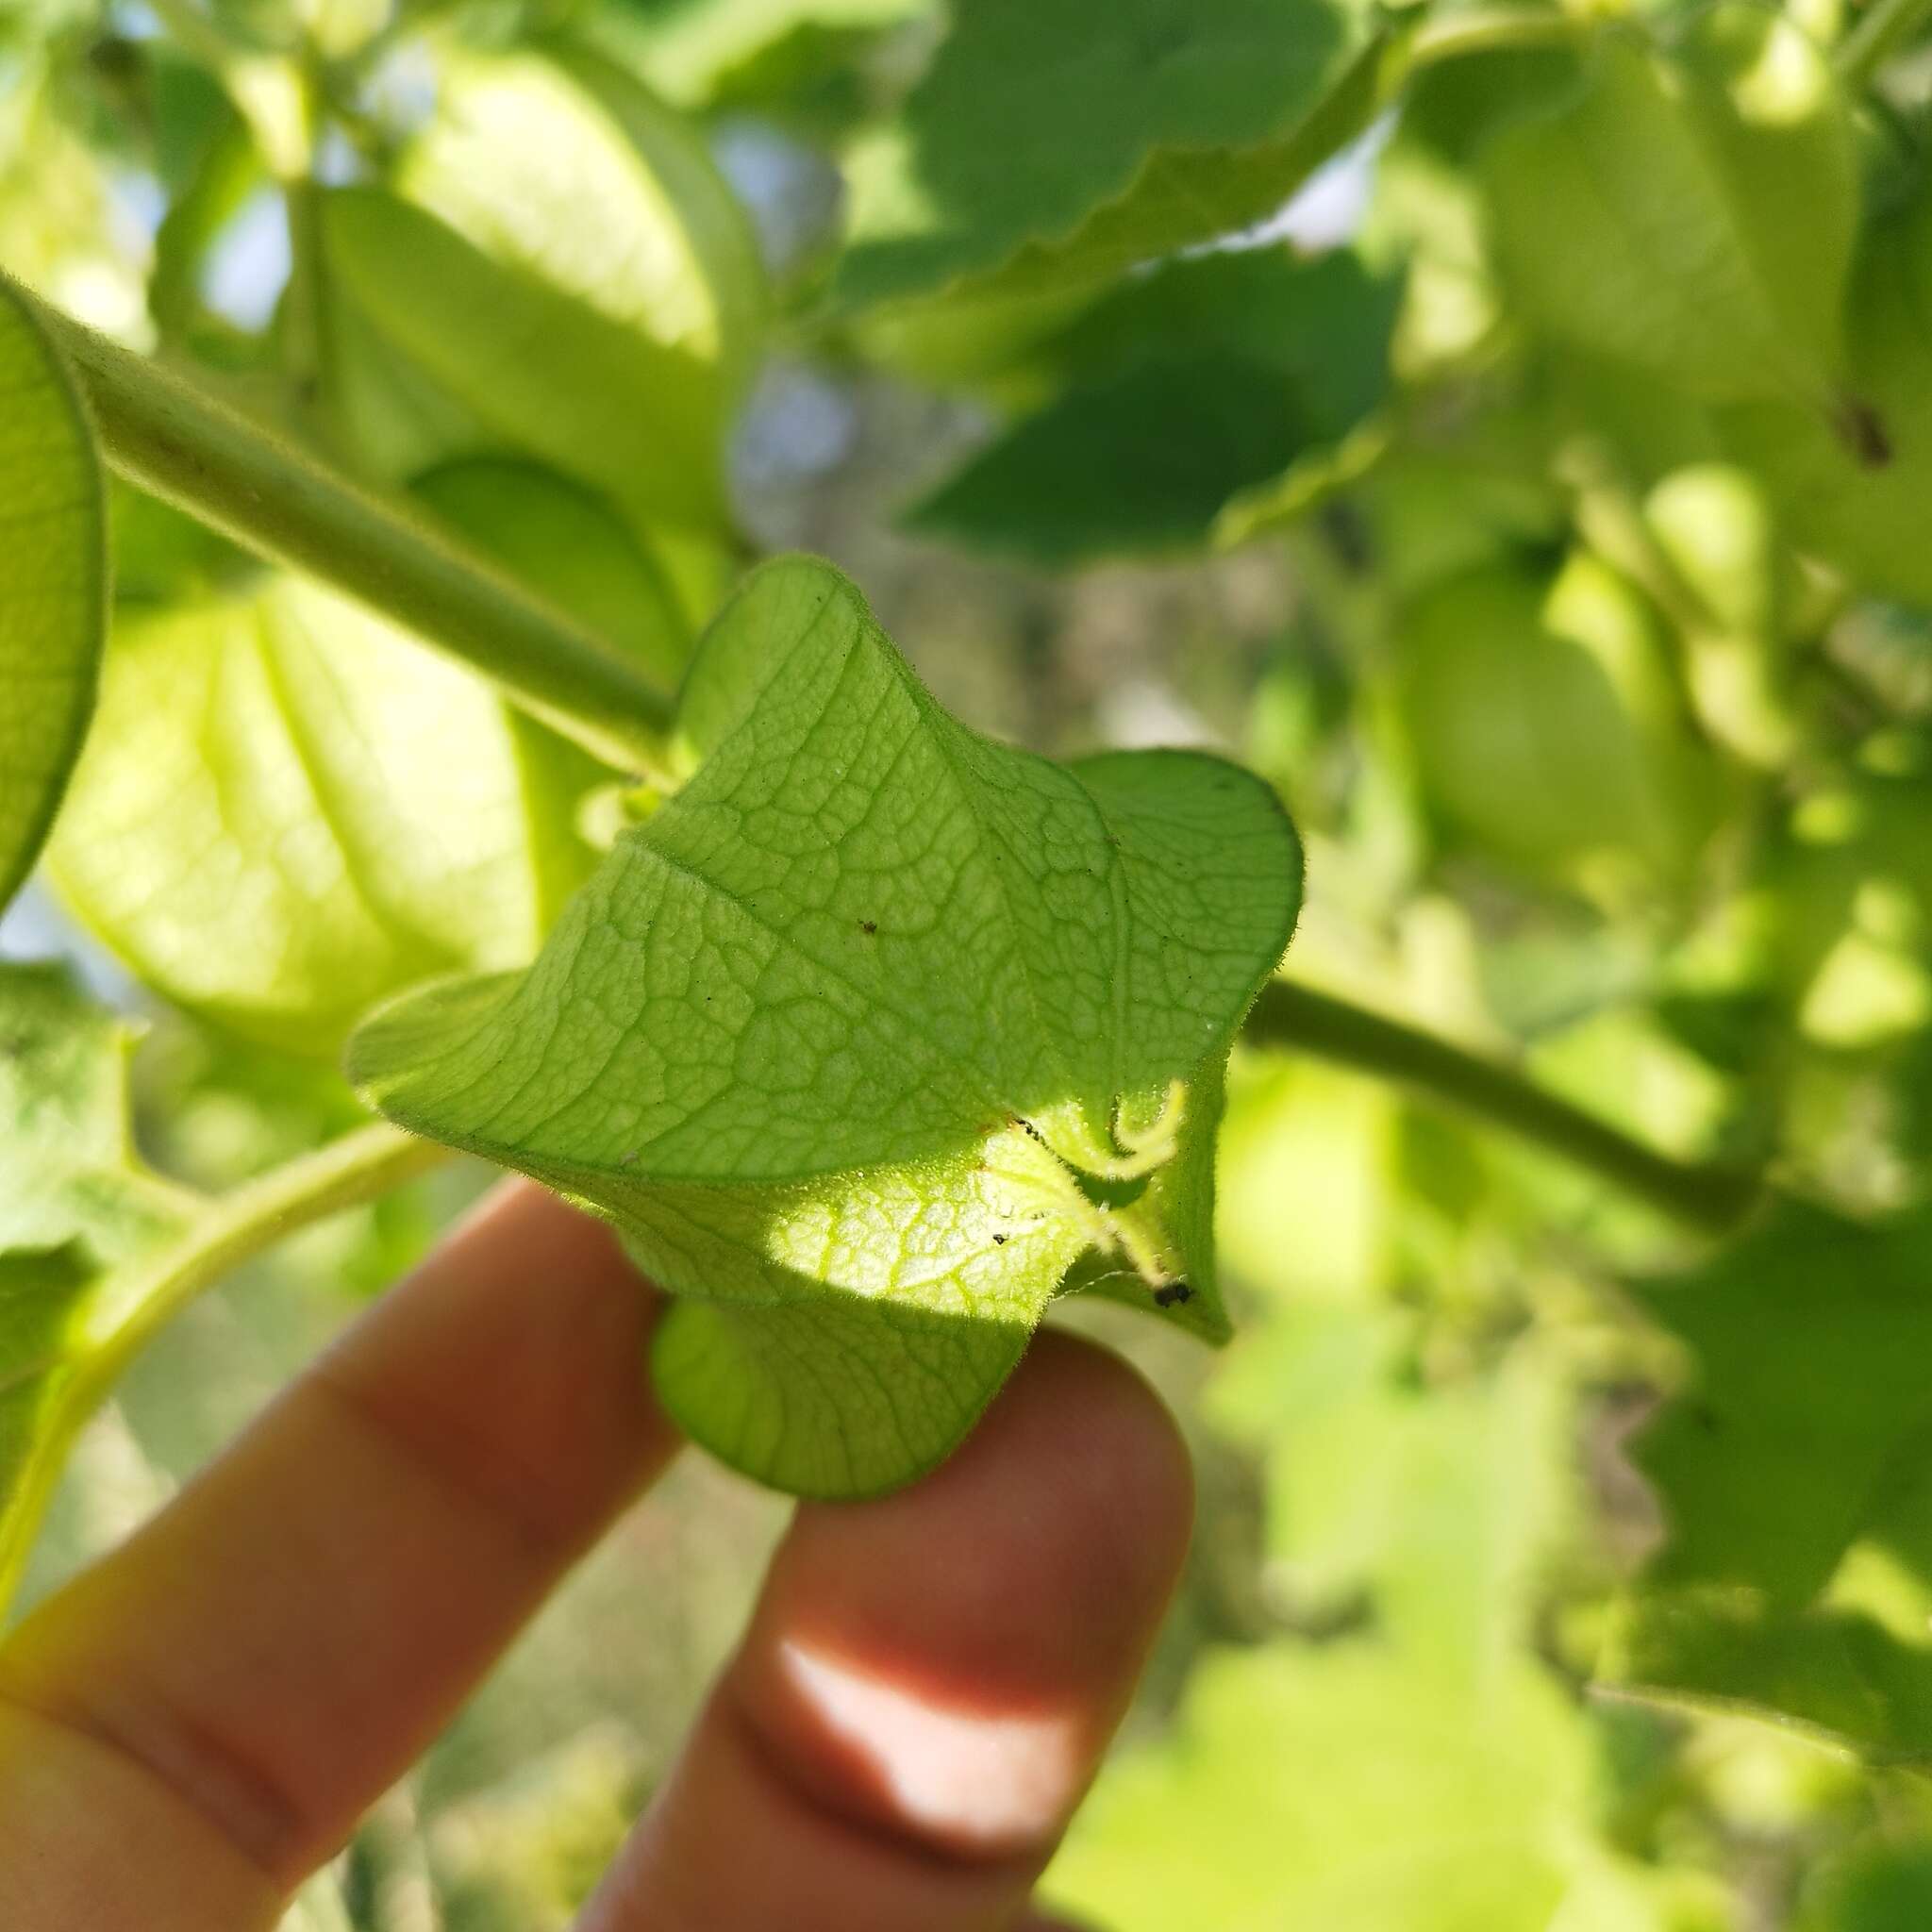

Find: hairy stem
<box><xmin>0</xmin><ymin>1124</ymin><xmax>448</xmax><ymax>1615</ymax></box>
<box><xmin>1246</xmin><ymin>982</ymin><xmax>1762</xmax><ymax>1232</ymax></box>
<box><xmin>1838</xmin><ymin>0</ymin><xmax>1932</xmax><ymax>87</ymax></box>
<box><xmin>18</xmin><ymin>284</ymin><xmax>674</xmax><ymax>775</ymax></box>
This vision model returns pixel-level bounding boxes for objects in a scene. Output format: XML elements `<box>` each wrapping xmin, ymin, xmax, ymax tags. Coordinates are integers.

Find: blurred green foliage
<box><xmin>7</xmin><ymin>0</ymin><xmax>1932</xmax><ymax>1925</ymax></box>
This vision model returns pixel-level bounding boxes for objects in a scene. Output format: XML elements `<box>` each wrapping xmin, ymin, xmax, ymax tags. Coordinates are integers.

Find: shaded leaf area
<box><xmin>1608</xmin><ymin>1202</ymin><xmax>1932</xmax><ymax>1759</ymax></box>
<box><xmin>0</xmin><ymin>964</ymin><xmax>196</xmax><ymax>1607</ymax></box>
<box><xmin>833</xmin><ymin>0</ymin><xmax>1387</xmax><ymax>308</ymax></box>
<box><xmin>1479</xmin><ymin>8</ymin><xmax>1857</xmax><ymax>410</ymax></box>
<box><xmin>0</xmin><ymin>274</ymin><xmax>104</xmax><ymax>914</ymax></box>
<box><xmin>907</xmin><ymin>247</ymin><xmax>1400</xmax><ymax>564</ymax></box>
<box><xmin>351</xmin><ymin>556</ymin><xmax>1302</xmax><ymax>1495</ymax></box>
<box><xmin>1795</xmin><ymin>1846</ymin><xmax>1932</xmax><ymax>1932</ymax></box>
<box><xmin>908</xmin><ymin>357</ymin><xmax>1300</xmax><ymax>567</ymax></box>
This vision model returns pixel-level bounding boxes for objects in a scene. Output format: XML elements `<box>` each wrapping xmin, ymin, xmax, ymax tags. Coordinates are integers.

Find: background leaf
<box><xmin>1479</xmin><ymin>10</ymin><xmax>1857</xmax><ymax>408</ymax></box>
<box><xmin>907</xmin><ymin>246</ymin><xmax>1400</xmax><ymax>563</ymax></box>
<box><xmin>0</xmin><ymin>273</ymin><xmax>104</xmax><ymax>914</ymax></box>
<box><xmin>833</xmin><ymin>0</ymin><xmax>1388</xmax><ymax>308</ymax></box>
<box><xmin>1608</xmin><ymin>1202</ymin><xmax>1932</xmax><ymax>1757</ymax></box>
<box><xmin>48</xmin><ymin>578</ymin><xmax>600</xmax><ymax>1055</ymax></box>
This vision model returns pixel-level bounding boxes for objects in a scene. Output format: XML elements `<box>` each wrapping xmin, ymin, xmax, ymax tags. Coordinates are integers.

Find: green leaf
<box><xmin>319</xmin><ymin>186</ymin><xmax>727</xmax><ymax>532</ymax></box>
<box><xmin>319</xmin><ymin>45</ymin><xmax>765</xmax><ymax>533</ymax></box>
<box><xmin>1796</xmin><ymin>1845</ymin><xmax>1932</xmax><ymax>1931</ymax></box>
<box><xmin>1607</xmin><ymin>1201</ymin><xmax>1932</xmax><ymax>1758</ymax></box>
<box><xmin>1479</xmin><ymin>9</ymin><xmax>1857</xmax><ymax>408</ymax></box>
<box><xmin>907</xmin><ymin>357</ymin><xmax>1302</xmax><ymax>567</ymax></box>
<box><xmin>0</xmin><ymin>273</ymin><xmax>105</xmax><ymax>914</ymax></box>
<box><xmin>1393</xmin><ymin>553</ymin><xmax>1720</xmax><ymax>885</ymax></box>
<box><xmin>1722</xmin><ymin>184</ymin><xmax>1932</xmax><ymax>608</ymax></box>
<box><xmin>410</xmin><ymin>458</ymin><xmax>691</xmax><ymax>694</ymax></box>
<box><xmin>349</xmin><ymin>556</ymin><xmax>1302</xmax><ymax>1495</ymax></box>
<box><xmin>1041</xmin><ymin>1637</ymin><xmax>1598</xmax><ymax>1932</ymax></box>
<box><xmin>608</xmin><ymin>0</ymin><xmax>922</xmax><ymax>110</ymax></box>
<box><xmin>1210</xmin><ymin>1312</ymin><xmax>1577</xmax><ymax>1687</ymax></box>
<box><xmin>47</xmin><ymin>577</ymin><xmax>597</xmax><ymax>1056</ymax></box>
<box><xmin>832</xmin><ymin>0</ymin><xmax>1390</xmax><ymax>308</ymax></box>
<box><xmin>0</xmin><ymin>964</ymin><xmax>439</xmax><ymax>1610</ymax></box>
<box><xmin>403</xmin><ymin>46</ymin><xmax>766</xmax><ymax>408</ymax></box>
<box><xmin>0</xmin><ymin>963</ymin><xmax>194</xmax><ymax>1607</ymax></box>
<box><xmin>907</xmin><ymin>247</ymin><xmax>1400</xmax><ymax>563</ymax></box>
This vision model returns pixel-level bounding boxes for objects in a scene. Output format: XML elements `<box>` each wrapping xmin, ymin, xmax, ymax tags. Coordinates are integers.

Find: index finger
<box><xmin>0</xmin><ymin>1181</ymin><xmax>678</xmax><ymax>1926</ymax></box>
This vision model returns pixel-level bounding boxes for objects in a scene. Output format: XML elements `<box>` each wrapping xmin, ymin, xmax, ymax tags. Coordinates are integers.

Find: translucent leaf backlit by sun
<box><xmin>832</xmin><ymin>0</ymin><xmax>1390</xmax><ymax>308</ymax></box>
<box><xmin>0</xmin><ymin>275</ymin><xmax>105</xmax><ymax>915</ymax></box>
<box><xmin>350</xmin><ymin>556</ymin><xmax>1302</xmax><ymax>1495</ymax></box>
<box><xmin>320</xmin><ymin>42</ymin><xmax>765</xmax><ymax>534</ymax></box>
<box><xmin>48</xmin><ymin>576</ymin><xmax>600</xmax><ymax>1057</ymax></box>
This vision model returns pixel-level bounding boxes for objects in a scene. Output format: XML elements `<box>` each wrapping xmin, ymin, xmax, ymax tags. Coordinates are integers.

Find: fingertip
<box><xmin>736</xmin><ymin>1331</ymin><xmax>1194</xmax><ymax>1858</ymax></box>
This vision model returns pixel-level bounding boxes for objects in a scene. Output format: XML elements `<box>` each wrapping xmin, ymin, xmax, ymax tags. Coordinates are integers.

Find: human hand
<box><xmin>0</xmin><ymin>1182</ymin><xmax>1191</xmax><ymax>1930</ymax></box>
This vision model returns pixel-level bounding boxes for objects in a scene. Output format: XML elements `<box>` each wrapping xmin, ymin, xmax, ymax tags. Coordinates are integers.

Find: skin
<box><xmin>0</xmin><ymin>1181</ymin><xmax>1192</xmax><ymax>1930</ymax></box>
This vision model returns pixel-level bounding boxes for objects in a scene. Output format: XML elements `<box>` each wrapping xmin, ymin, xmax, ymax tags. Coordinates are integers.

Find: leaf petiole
<box><xmin>11</xmin><ymin>280</ymin><xmax>676</xmax><ymax>779</ymax></box>
<box><xmin>1245</xmin><ymin>981</ymin><xmax>1763</xmax><ymax>1232</ymax></box>
<box><xmin>0</xmin><ymin>1124</ymin><xmax>447</xmax><ymax>1615</ymax></box>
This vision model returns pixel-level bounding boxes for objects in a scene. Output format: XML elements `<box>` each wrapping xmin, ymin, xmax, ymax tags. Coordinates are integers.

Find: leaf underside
<box><xmin>0</xmin><ymin>276</ymin><xmax>107</xmax><ymax>915</ymax></box>
<box><xmin>351</xmin><ymin>555</ymin><xmax>1302</xmax><ymax>1494</ymax></box>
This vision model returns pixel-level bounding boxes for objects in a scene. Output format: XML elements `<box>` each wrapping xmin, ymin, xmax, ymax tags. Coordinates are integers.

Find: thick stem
<box><xmin>0</xmin><ymin>1124</ymin><xmax>448</xmax><ymax>1615</ymax></box>
<box><xmin>1246</xmin><ymin>982</ymin><xmax>1762</xmax><ymax>1232</ymax></box>
<box><xmin>20</xmin><ymin>285</ymin><xmax>675</xmax><ymax>775</ymax></box>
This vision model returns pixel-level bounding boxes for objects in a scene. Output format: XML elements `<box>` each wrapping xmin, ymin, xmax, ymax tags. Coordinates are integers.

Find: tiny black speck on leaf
<box><xmin>1154</xmin><ymin>1283</ymin><xmax>1192</xmax><ymax>1307</ymax></box>
<box><xmin>859</xmin><ymin>919</ymin><xmax>878</xmax><ymax>935</ymax></box>
<box><xmin>1835</xmin><ymin>396</ymin><xmax>1893</xmax><ymax>469</ymax></box>
<box><xmin>991</xmin><ymin>1232</ymin><xmax>1007</xmax><ymax>1245</ymax></box>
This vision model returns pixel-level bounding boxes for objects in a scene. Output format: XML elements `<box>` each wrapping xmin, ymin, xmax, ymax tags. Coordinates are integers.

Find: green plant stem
<box><xmin>19</xmin><ymin>285</ymin><xmax>675</xmax><ymax>775</ymax></box>
<box><xmin>1838</xmin><ymin>0</ymin><xmax>1932</xmax><ymax>87</ymax></box>
<box><xmin>0</xmin><ymin>1124</ymin><xmax>449</xmax><ymax>1616</ymax></box>
<box><xmin>1407</xmin><ymin>7</ymin><xmax>1585</xmax><ymax>70</ymax></box>
<box><xmin>1246</xmin><ymin>981</ymin><xmax>1762</xmax><ymax>1232</ymax></box>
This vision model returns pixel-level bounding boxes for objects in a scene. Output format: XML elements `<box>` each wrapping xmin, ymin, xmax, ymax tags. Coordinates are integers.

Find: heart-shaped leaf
<box><xmin>350</xmin><ymin>556</ymin><xmax>1302</xmax><ymax>1494</ymax></box>
<box><xmin>0</xmin><ymin>275</ymin><xmax>106</xmax><ymax>915</ymax></box>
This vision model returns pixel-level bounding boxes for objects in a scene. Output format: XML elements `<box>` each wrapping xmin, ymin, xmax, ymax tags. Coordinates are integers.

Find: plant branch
<box><xmin>0</xmin><ymin>1124</ymin><xmax>449</xmax><ymax>1614</ymax></box>
<box><xmin>1406</xmin><ymin>7</ymin><xmax>1585</xmax><ymax>70</ymax></box>
<box><xmin>1245</xmin><ymin>981</ymin><xmax>1763</xmax><ymax>1232</ymax></box>
<box><xmin>18</xmin><ymin>284</ymin><xmax>675</xmax><ymax>775</ymax></box>
<box><xmin>1838</xmin><ymin>0</ymin><xmax>1932</xmax><ymax>87</ymax></box>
